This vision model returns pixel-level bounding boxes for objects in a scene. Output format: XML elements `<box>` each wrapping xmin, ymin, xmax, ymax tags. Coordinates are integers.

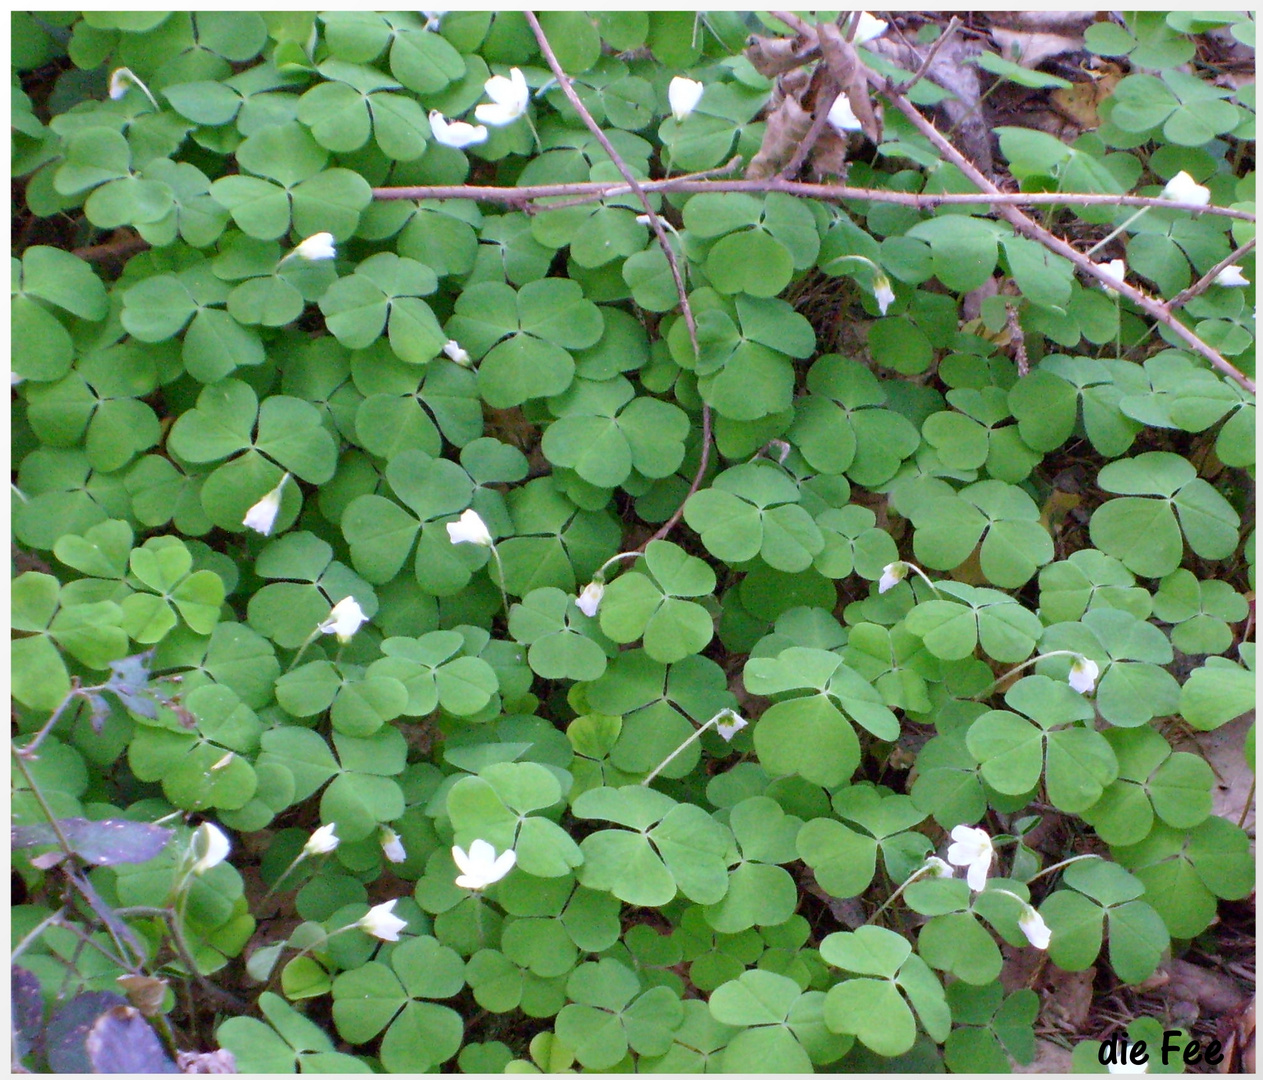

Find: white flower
<box><xmin>668</xmin><ymin>76</ymin><xmax>705</xmax><ymax>123</ymax></box>
<box><xmin>576</xmin><ymin>580</ymin><xmax>604</xmax><ymax>617</ymax></box>
<box><xmin>1018</xmin><ymin>904</ymin><xmax>1052</xmax><ymax>949</ymax></box>
<box><xmin>1068</xmin><ymin>655</ymin><xmax>1100</xmax><ymax>695</ymax></box>
<box><xmin>446</xmin><ymin>508</ymin><xmax>493</xmax><ymax>547</ymax></box>
<box><xmin>190</xmin><ymin>823</ymin><xmax>230</xmax><ymax>875</ymax></box>
<box><xmin>210</xmin><ymin>751</ymin><xmax>235</xmax><ymax>772</ymax></box>
<box><xmin>289</xmin><ymin>232</ymin><xmax>336</xmax><ymax>262</ymax></box>
<box><xmin>242</xmin><ymin>473</ymin><xmax>289</xmax><ymax>536</ymax></box>
<box><xmin>1160</xmin><ymin>171</ymin><xmax>1210</xmax><ymax>208</ymax></box>
<box><xmin>319</xmin><ymin>596</ymin><xmax>369</xmax><ymax>643</ymax></box>
<box><xmin>635</xmin><ymin>214</ymin><xmax>652</xmax><ymax>226</ymax></box>
<box><xmin>108</xmin><ymin>67</ymin><xmax>133</xmax><ymax>101</ymax></box>
<box><xmin>453</xmin><ymin>839</ymin><xmax>516</xmax><ymax>890</ymax></box>
<box><xmin>442</xmin><ymin>339</ymin><xmax>472</xmax><ymax>367</ymax></box>
<box><xmin>878</xmin><ymin>562</ymin><xmax>908</xmax><ymax>594</ymax></box>
<box><xmin>714</xmin><ymin>709</ymin><xmax>749</xmax><ymax>743</ymax></box>
<box><xmin>380</xmin><ymin>828</ymin><xmax>407</xmax><ymax>864</ymax></box>
<box><xmin>421</xmin><ymin>10</ymin><xmax>445</xmax><ymax>31</ymax></box>
<box><xmin>852</xmin><ymin>12</ymin><xmax>888</xmax><ymax>45</ymax></box>
<box><xmin>873</xmin><ymin>274</ymin><xmax>896</xmax><ymax>316</ymax></box>
<box><xmin>357</xmin><ymin>899</ymin><xmax>408</xmax><ymax>942</ymax></box>
<box><xmin>1096</xmin><ymin>258</ymin><xmax>1126</xmax><ymax>293</ymax></box>
<box><xmin>475</xmin><ymin>67</ymin><xmax>529</xmax><ymax>127</ymax></box>
<box><xmin>946</xmin><ymin>824</ymin><xmax>994</xmax><ymax>892</ymax></box>
<box><xmin>1215</xmin><ymin>265</ymin><xmax>1250</xmax><ymax>287</ymax></box>
<box><xmin>1108</xmin><ymin>1058</ymin><xmax>1150</xmax><ymax>1073</ymax></box>
<box><xmin>921</xmin><ymin>856</ymin><xmax>954</xmax><ymax>879</ymax></box>
<box><xmin>428</xmin><ymin>111</ymin><xmax>488</xmax><ymax>149</ymax></box>
<box><xmin>827</xmin><ymin>93</ymin><xmax>863</xmax><ymax>133</ymax></box>
<box><xmin>303</xmin><ymin>823</ymin><xmax>339</xmax><ymax>857</ymax></box>
<box><xmin>11</xmin><ymin>372</ymin><xmax>25</xmax><ymax>386</ymax></box>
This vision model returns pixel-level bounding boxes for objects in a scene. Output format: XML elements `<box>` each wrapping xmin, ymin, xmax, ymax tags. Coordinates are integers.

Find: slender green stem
<box><xmin>904</xmin><ymin>562</ymin><xmax>942</xmax><ymax>597</ymax></box>
<box><xmin>11</xmin><ymin>745</ymin><xmax>77</xmax><ymax>857</ymax></box>
<box><xmin>865</xmin><ymin>862</ymin><xmax>941</xmax><ymax>925</ymax></box>
<box><xmin>10</xmin><ymin>906</ymin><xmax>69</xmax><ymax>965</ymax></box>
<box><xmin>1238</xmin><ymin>776</ymin><xmax>1255</xmax><ymax>830</ymax></box>
<box><xmin>1025</xmin><ymin>853</ymin><xmax>1101</xmax><ymax>884</ymax></box>
<box><xmin>17</xmin><ymin>684</ymin><xmax>93</xmax><ymax>759</ymax></box>
<box><xmin>971</xmin><ymin>650</ymin><xmax>1083</xmax><ymax>700</ymax></box>
<box><xmin>260</xmin><ymin>851</ymin><xmax>309</xmax><ymax>904</ymax></box>
<box><xmin>1085</xmin><ymin>207</ymin><xmax>1149</xmax><ymax>258</ymax></box>
<box><xmin>487</xmin><ymin>544</ymin><xmax>511</xmax><ymax>619</ymax></box>
<box><xmin>642</xmin><ymin>715</ymin><xmax>720</xmax><ymax>786</ymax></box>
<box><xmin>285</xmin><ymin>629</ymin><xmax>320</xmax><ymax>672</ymax></box>
<box><xmin>593</xmin><ymin>550</ymin><xmax>645</xmax><ymax>582</ymax></box>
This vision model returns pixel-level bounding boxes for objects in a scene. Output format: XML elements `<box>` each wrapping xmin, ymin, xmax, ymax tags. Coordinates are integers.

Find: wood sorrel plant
<box><xmin>12</xmin><ymin>9</ymin><xmax>1254</xmax><ymax>1074</ymax></box>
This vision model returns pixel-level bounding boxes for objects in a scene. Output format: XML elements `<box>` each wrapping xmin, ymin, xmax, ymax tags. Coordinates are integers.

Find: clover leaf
<box><xmin>598</xmin><ymin>541</ymin><xmax>716</xmax><ymax>663</ymax></box>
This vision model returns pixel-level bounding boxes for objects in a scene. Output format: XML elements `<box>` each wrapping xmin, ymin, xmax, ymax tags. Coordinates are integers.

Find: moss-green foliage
<box><xmin>12</xmin><ymin>9</ymin><xmax>1255</xmax><ymax>1074</ymax></box>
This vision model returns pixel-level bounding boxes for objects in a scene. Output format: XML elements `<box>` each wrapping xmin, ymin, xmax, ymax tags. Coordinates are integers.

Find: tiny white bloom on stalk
<box><xmin>1160</xmin><ymin>170</ymin><xmax>1210</xmax><ymax>208</ymax></box>
<box><xmin>714</xmin><ymin>709</ymin><xmax>749</xmax><ymax>743</ymax></box>
<box><xmin>428</xmin><ymin>111</ymin><xmax>488</xmax><ymax>149</ymax></box>
<box><xmin>242</xmin><ymin>473</ymin><xmax>289</xmax><ymax>536</ymax></box>
<box><xmin>109</xmin><ymin>67</ymin><xmax>134</xmax><ymax>100</ymax></box>
<box><xmin>852</xmin><ymin>12</ymin><xmax>888</xmax><ymax>45</ymax></box>
<box><xmin>453</xmin><ymin>839</ymin><xmax>516</xmax><ymax>890</ymax></box>
<box><xmin>1068</xmin><ymin>655</ymin><xmax>1100</xmax><ymax>695</ymax></box>
<box><xmin>380</xmin><ymin>828</ymin><xmax>407</xmax><ymax>864</ymax></box>
<box><xmin>576</xmin><ymin>580</ymin><xmax>604</xmax><ymax>617</ymax></box>
<box><xmin>1215</xmin><ymin>265</ymin><xmax>1250</xmax><ymax>287</ymax></box>
<box><xmin>668</xmin><ymin>76</ymin><xmax>705</xmax><ymax>123</ymax></box>
<box><xmin>190</xmin><ymin>823</ymin><xmax>231</xmax><ymax>875</ymax></box>
<box><xmin>878</xmin><ymin>562</ymin><xmax>908</xmax><ymax>594</ymax></box>
<box><xmin>421</xmin><ymin>10</ymin><xmax>446</xmax><ymax>32</ymax></box>
<box><xmin>319</xmin><ymin>596</ymin><xmax>368</xmax><ymax>643</ymax></box>
<box><xmin>873</xmin><ymin>274</ymin><xmax>896</xmax><ymax>316</ymax></box>
<box><xmin>358</xmin><ymin>899</ymin><xmax>408</xmax><ymax>941</ymax></box>
<box><xmin>446</xmin><ymin>508</ymin><xmax>493</xmax><ymax>547</ymax></box>
<box><xmin>1096</xmin><ymin>258</ymin><xmax>1127</xmax><ymax>293</ymax></box>
<box><xmin>289</xmin><ymin>232</ymin><xmax>336</xmax><ymax>262</ymax></box>
<box><xmin>476</xmin><ymin>67</ymin><xmax>529</xmax><ymax>126</ymax></box>
<box><xmin>1018</xmin><ymin>904</ymin><xmax>1052</xmax><ymax>949</ymax></box>
<box><xmin>921</xmin><ymin>856</ymin><xmax>954</xmax><ymax>879</ymax></box>
<box><xmin>210</xmin><ymin>751</ymin><xmax>235</xmax><ymax>772</ymax></box>
<box><xmin>635</xmin><ymin>213</ymin><xmax>652</xmax><ymax>226</ymax></box>
<box><xmin>442</xmin><ymin>339</ymin><xmax>472</xmax><ymax>367</ymax></box>
<box><xmin>827</xmin><ymin>93</ymin><xmax>863</xmax><ymax>133</ymax></box>
<box><xmin>303</xmin><ymin>822</ymin><xmax>339</xmax><ymax>857</ymax></box>
<box><xmin>1108</xmin><ymin>1058</ymin><xmax>1149</xmax><ymax>1073</ymax></box>
<box><xmin>946</xmin><ymin>824</ymin><xmax>994</xmax><ymax>892</ymax></box>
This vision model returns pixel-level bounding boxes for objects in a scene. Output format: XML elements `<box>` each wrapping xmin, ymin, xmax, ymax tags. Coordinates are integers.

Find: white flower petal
<box><xmin>946</xmin><ymin>824</ymin><xmax>993</xmax><ymax>893</ymax></box>
<box><xmin>576</xmin><ymin>580</ymin><xmax>604</xmax><ymax>617</ymax></box>
<box><xmin>381</xmin><ymin>829</ymin><xmax>407</xmax><ymax>863</ymax></box>
<box><xmin>319</xmin><ymin>596</ymin><xmax>368</xmax><ymax>643</ymax></box>
<box><xmin>453</xmin><ymin>839</ymin><xmax>516</xmax><ymax>889</ymax></box>
<box><xmin>476</xmin><ymin>67</ymin><xmax>529</xmax><ymax>126</ymax></box>
<box><xmin>668</xmin><ymin>76</ymin><xmax>705</xmax><ymax>123</ymax></box>
<box><xmin>446</xmin><ymin>508</ymin><xmax>493</xmax><ymax>547</ymax></box>
<box><xmin>428</xmin><ymin>111</ymin><xmax>488</xmax><ymax>149</ymax></box>
<box><xmin>852</xmin><ymin>12</ymin><xmax>888</xmax><ymax>45</ymax></box>
<box><xmin>291</xmin><ymin>232</ymin><xmax>336</xmax><ymax>261</ymax></box>
<box><xmin>191</xmin><ymin>823</ymin><xmax>231</xmax><ymax>875</ymax></box>
<box><xmin>1068</xmin><ymin>656</ymin><xmax>1099</xmax><ymax>695</ymax></box>
<box><xmin>827</xmin><ymin>93</ymin><xmax>863</xmax><ymax>133</ymax></box>
<box><xmin>878</xmin><ymin>562</ymin><xmax>907</xmax><ymax>594</ymax></box>
<box><xmin>442</xmin><ymin>339</ymin><xmax>472</xmax><ymax>366</ymax></box>
<box><xmin>921</xmin><ymin>856</ymin><xmax>954</xmax><ymax>879</ymax></box>
<box><xmin>1019</xmin><ymin>905</ymin><xmax>1052</xmax><ymax>949</ymax></box>
<box><xmin>873</xmin><ymin>275</ymin><xmax>896</xmax><ymax>316</ymax></box>
<box><xmin>1096</xmin><ymin>258</ymin><xmax>1126</xmax><ymax>293</ymax></box>
<box><xmin>358</xmin><ymin>899</ymin><xmax>408</xmax><ymax>942</ymax></box>
<box><xmin>304</xmin><ymin>823</ymin><xmax>339</xmax><ymax>856</ymax></box>
<box><xmin>1215</xmin><ymin>265</ymin><xmax>1249</xmax><ymax>287</ymax></box>
<box><xmin>1160</xmin><ymin>170</ymin><xmax>1210</xmax><ymax>208</ymax></box>
<box><xmin>714</xmin><ymin>710</ymin><xmax>749</xmax><ymax>743</ymax></box>
<box><xmin>242</xmin><ymin>473</ymin><xmax>289</xmax><ymax>536</ymax></box>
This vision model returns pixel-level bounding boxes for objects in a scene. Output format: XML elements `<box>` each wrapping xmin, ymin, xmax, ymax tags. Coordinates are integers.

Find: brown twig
<box><xmin>71</xmin><ymin>233</ymin><xmax>151</xmax><ymax>262</ymax></box>
<box><xmin>524</xmin><ymin>9</ymin><xmax>699</xmax><ymax>361</ymax></box>
<box><xmin>896</xmin><ymin>15</ymin><xmax>960</xmax><ymax>94</ymax></box>
<box><xmin>875</xmin><ymin>73</ymin><xmax>1256</xmax><ymax>394</ymax></box>
<box><xmin>769</xmin><ymin>10</ymin><xmax>816</xmax><ymax>38</ymax></box>
<box><xmin>1167</xmin><ymin>237</ymin><xmax>1257</xmax><ymax>311</ymax></box>
<box><xmin>371</xmin><ymin>177</ymin><xmax>1255</xmax><ymax>222</ymax></box>
<box><xmin>641</xmin><ymin>401</ymin><xmax>713</xmax><ymax>552</ymax></box>
<box><xmin>539</xmin><ymin>156</ymin><xmax>744</xmax><ymax>213</ymax></box>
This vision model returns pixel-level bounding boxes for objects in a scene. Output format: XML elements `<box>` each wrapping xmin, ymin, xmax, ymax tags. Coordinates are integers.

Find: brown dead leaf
<box><xmin>1044</xmin><ymin>966</ymin><xmax>1096</xmax><ymax>1030</ymax></box>
<box><xmin>746</xmin><ymin>92</ymin><xmax>813</xmax><ymax>180</ymax></box>
<box><xmin>1051</xmin><ymin>63</ymin><xmax>1123</xmax><ymax>130</ymax></box>
<box><xmin>745</xmin><ymin>34</ymin><xmax>817</xmax><ymax>78</ymax></box>
<box><xmin>991</xmin><ymin>28</ymin><xmax>1085</xmax><ymax>69</ymax></box>
<box><xmin>1176</xmin><ymin>712</ymin><xmax>1256</xmax><ymax>838</ymax></box>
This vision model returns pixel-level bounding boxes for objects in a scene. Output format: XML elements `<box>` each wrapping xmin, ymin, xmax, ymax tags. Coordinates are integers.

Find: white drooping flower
<box><xmin>576</xmin><ymin>580</ymin><xmax>604</xmax><ymax>617</ymax></box>
<box><xmin>442</xmin><ymin>339</ymin><xmax>472</xmax><ymax>367</ymax></box>
<box><xmin>668</xmin><ymin>76</ymin><xmax>705</xmax><ymax>123</ymax></box>
<box><xmin>1018</xmin><ymin>904</ymin><xmax>1052</xmax><ymax>949</ymax></box>
<box><xmin>452</xmin><ymin>839</ymin><xmax>516</xmax><ymax>890</ymax></box>
<box><xmin>319</xmin><ymin>596</ymin><xmax>369</xmax><ymax>643</ymax></box>
<box><xmin>852</xmin><ymin>11</ymin><xmax>889</xmax><ymax>45</ymax></box>
<box><xmin>303</xmin><ymin>823</ymin><xmax>339</xmax><ymax>857</ymax></box>
<box><xmin>1160</xmin><ymin>170</ymin><xmax>1211</xmax><ymax>208</ymax></box>
<box><xmin>421</xmin><ymin>10</ymin><xmax>446</xmax><ymax>31</ymax></box>
<box><xmin>1068</xmin><ymin>655</ymin><xmax>1100</xmax><ymax>695</ymax></box>
<box><xmin>1215</xmin><ymin>265</ymin><xmax>1250</xmax><ymax>287</ymax></box>
<box><xmin>358</xmin><ymin>899</ymin><xmax>408</xmax><ymax>942</ymax></box>
<box><xmin>190</xmin><ymin>823</ymin><xmax>231</xmax><ymax>875</ymax></box>
<box><xmin>380</xmin><ymin>828</ymin><xmax>407</xmax><ymax>864</ymax></box>
<box><xmin>921</xmin><ymin>856</ymin><xmax>954</xmax><ymax>879</ymax></box>
<box><xmin>873</xmin><ymin>274</ymin><xmax>896</xmax><ymax>316</ymax></box>
<box><xmin>428</xmin><ymin>111</ymin><xmax>488</xmax><ymax>149</ymax></box>
<box><xmin>1096</xmin><ymin>258</ymin><xmax>1127</xmax><ymax>293</ymax></box>
<box><xmin>475</xmin><ymin>67</ymin><xmax>529</xmax><ymax>126</ymax></box>
<box><xmin>878</xmin><ymin>562</ymin><xmax>908</xmax><ymax>594</ymax></box>
<box><xmin>946</xmin><ymin>824</ymin><xmax>994</xmax><ymax>892</ymax></box>
<box><xmin>827</xmin><ymin>93</ymin><xmax>863</xmax><ymax>133</ymax></box>
<box><xmin>289</xmin><ymin>232</ymin><xmax>337</xmax><ymax>262</ymax></box>
<box><xmin>446</xmin><ymin>508</ymin><xmax>493</xmax><ymax>547</ymax></box>
<box><xmin>109</xmin><ymin>67</ymin><xmax>134</xmax><ymax>100</ymax></box>
<box><xmin>242</xmin><ymin>473</ymin><xmax>289</xmax><ymax>536</ymax></box>
<box><xmin>714</xmin><ymin>709</ymin><xmax>749</xmax><ymax>743</ymax></box>
<box><xmin>1107</xmin><ymin>1059</ymin><xmax>1149</xmax><ymax>1074</ymax></box>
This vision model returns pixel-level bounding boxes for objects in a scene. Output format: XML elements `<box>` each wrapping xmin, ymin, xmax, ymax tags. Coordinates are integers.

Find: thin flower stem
<box><xmin>642</xmin><ymin>716</ymin><xmax>720</xmax><ymax>786</ymax></box>
<box><xmin>17</xmin><ymin>682</ymin><xmax>92</xmax><ymax>759</ymax></box>
<box><xmin>971</xmin><ymin>650</ymin><xmax>1084</xmax><ymax>699</ymax></box>
<box><xmin>11</xmin><ymin>906</ymin><xmax>69</xmax><ymax>965</ymax></box>
<box><xmin>594</xmin><ymin>551</ymin><xmax>645</xmax><ymax>581</ymax></box>
<box><xmin>1237</xmin><ymin>776</ymin><xmax>1255</xmax><ymax>830</ymax></box>
<box><xmin>260</xmin><ymin>851</ymin><xmax>309</xmax><ymax>904</ymax></box>
<box><xmin>865</xmin><ymin>863</ymin><xmax>939</xmax><ymax>925</ymax></box>
<box><xmin>11</xmin><ymin>745</ymin><xmax>77</xmax><ymax>857</ymax></box>
<box><xmin>905</xmin><ymin>563</ymin><xmax>942</xmax><ymax>596</ymax></box>
<box><xmin>1084</xmin><ymin>206</ymin><xmax>1150</xmax><ymax>258</ymax></box>
<box><xmin>1025</xmin><ymin>853</ymin><xmax>1102</xmax><ymax>884</ymax></box>
<box><xmin>285</xmin><ymin>630</ymin><xmax>321</xmax><ymax>673</ymax></box>
<box><xmin>488</xmin><ymin>544</ymin><xmax>511</xmax><ymax>619</ymax></box>
<box><xmin>1168</xmin><ymin>236</ymin><xmax>1256</xmax><ymax>311</ymax></box>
